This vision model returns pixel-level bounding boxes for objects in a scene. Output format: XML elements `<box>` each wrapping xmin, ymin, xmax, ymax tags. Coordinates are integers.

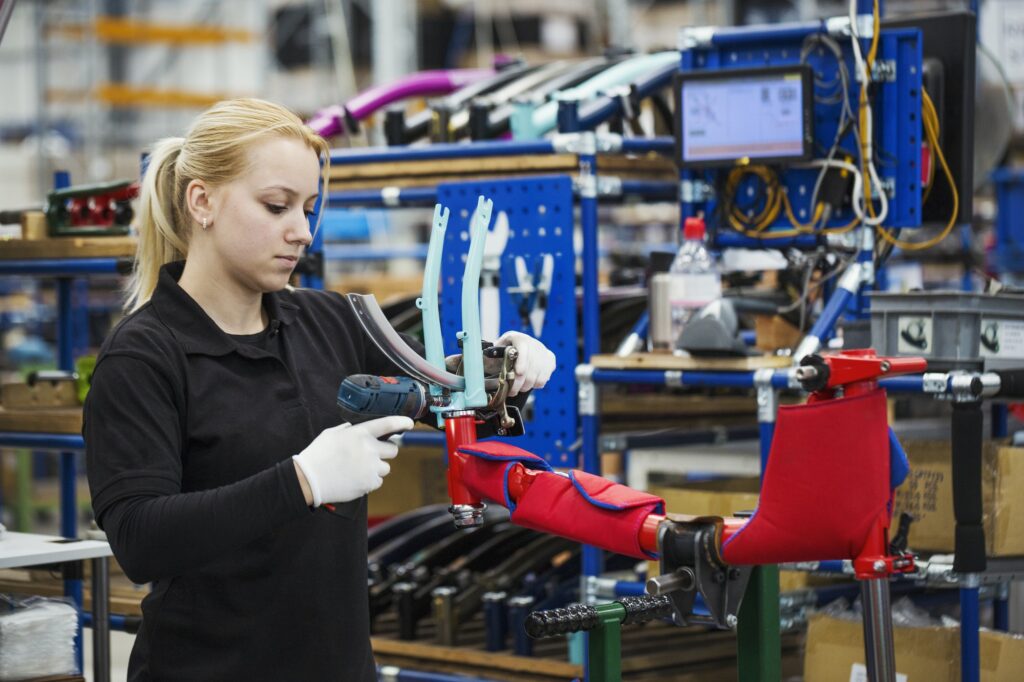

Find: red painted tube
<box><xmin>445</xmin><ymin>415</ymin><xmax>480</xmax><ymax>507</ymax></box>
<box><xmin>505</xmin><ymin>464</ymin><xmax>749</xmax><ymax>558</ymax></box>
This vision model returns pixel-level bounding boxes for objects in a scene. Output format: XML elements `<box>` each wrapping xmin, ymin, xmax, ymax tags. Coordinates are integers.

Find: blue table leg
<box><xmin>994</xmin><ymin>582</ymin><xmax>1010</xmax><ymax>633</ymax></box>
<box><xmin>961</xmin><ymin>581</ymin><xmax>980</xmax><ymax>682</ymax></box>
<box><xmin>63</xmin><ymin>562</ymin><xmax>84</xmax><ymax>675</ymax></box>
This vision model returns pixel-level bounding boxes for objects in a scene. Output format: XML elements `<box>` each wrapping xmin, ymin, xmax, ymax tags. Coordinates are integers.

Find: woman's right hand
<box><xmin>292</xmin><ymin>416</ymin><xmax>415</xmax><ymax>507</ymax></box>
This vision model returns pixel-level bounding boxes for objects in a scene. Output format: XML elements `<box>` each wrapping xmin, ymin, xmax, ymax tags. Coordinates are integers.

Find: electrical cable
<box><xmin>875</xmin><ymin>88</ymin><xmax>959</xmax><ymax>251</ymax></box>
<box><xmin>849</xmin><ymin>0</ymin><xmax>889</xmax><ymax>227</ymax></box>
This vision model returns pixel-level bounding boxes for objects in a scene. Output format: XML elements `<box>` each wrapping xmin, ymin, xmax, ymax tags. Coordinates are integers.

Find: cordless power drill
<box><xmin>337</xmin><ymin>375</ymin><xmax>444</xmax><ymax>423</ymax></box>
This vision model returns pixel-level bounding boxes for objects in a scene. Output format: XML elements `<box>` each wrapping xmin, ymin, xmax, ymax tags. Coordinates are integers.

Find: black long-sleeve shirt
<box><xmin>84</xmin><ymin>261</ymin><xmax>410</xmax><ymax>681</ymax></box>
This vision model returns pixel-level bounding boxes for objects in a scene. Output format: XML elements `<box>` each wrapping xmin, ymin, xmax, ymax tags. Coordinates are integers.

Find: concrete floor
<box><xmin>83</xmin><ymin>629</ymin><xmax>133</xmax><ymax>682</ymax></box>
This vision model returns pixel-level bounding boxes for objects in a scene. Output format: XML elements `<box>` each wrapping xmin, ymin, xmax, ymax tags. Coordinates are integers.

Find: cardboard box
<box><xmin>647</xmin><ymin>478</ymin><xmax>814</xmax><ymax>592</ymax></box>
<box><xmin>651</xmin><ymin>477</ymin><xmax>761</xmax><ymax>519</ymax></box>
<box><xmin>368</xmin><ymin>442</ymin><xmax>448</xmax><ymax>519</ymax></box>
<box><xmin>893</xmin><ymin>440</ymin><xmax>1024</xmax><ymax>556</ymax></box>
<box><xmin>804</xmin><ymin>613</ymin><xmax>957</xmax><ymax>682</ymax></box>
<box><xmin>804</xmin><ymin>613</ymin><xmax>1024</xmax><ymax>682</ymax></box>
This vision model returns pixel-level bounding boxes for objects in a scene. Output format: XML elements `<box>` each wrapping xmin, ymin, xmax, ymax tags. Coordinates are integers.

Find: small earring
<box><xmin>202</xmin><ymin>218</ymin><xmax>208</xmax><ymax>231</ymax></box>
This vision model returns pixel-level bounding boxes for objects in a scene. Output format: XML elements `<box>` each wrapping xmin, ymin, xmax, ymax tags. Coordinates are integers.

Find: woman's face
<box><xmin>205</xmin><ymin>136</ymin><xmax>321</xmax><ymax>294</ymax></box>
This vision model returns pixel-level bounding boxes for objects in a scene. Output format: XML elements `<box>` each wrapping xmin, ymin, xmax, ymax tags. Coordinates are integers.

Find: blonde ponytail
<box><xmin>126</xmin><ymin>136</ymin><xmax>190</xmax><ymax>312</ymax></box>
<box><xmin>125</xmin><ymin>98</ymin><xmax>330</xmax><ymax>312</ymax></box>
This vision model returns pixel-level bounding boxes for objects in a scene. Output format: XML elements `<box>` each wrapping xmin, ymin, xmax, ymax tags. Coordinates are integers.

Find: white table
<box><xmin>0</xmin><ymin>532</ymin><xmax>113</xmax><ymax>682</ymax></box>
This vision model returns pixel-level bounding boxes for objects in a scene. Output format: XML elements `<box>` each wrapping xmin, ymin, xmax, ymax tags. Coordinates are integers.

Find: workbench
<box><xmin>0</xmin><ymin>532</ymin><xmax>112</xmax><ymax>682</ymax></box>
<box><xmin>1</xmin><ymin>237</ymin><xmax>133</xmax><ymax>682</ymax></box>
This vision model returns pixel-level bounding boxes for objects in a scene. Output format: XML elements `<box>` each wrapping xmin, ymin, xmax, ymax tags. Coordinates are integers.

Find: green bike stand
<box><xmin>737</xmin><ymin>565</ymin><xmax>782</xmax><ymax>681</ymax></box>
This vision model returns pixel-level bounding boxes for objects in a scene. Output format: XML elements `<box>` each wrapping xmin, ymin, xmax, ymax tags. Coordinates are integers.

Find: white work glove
<box><xmin>495</xmin><ymin>331</ymin><xmax>557</xmax><ymax>396</ymax></box>
<box><xmin>292</xmin><ymin>415</ymin><xmax>414</xmax><ymax>507</ymax></box>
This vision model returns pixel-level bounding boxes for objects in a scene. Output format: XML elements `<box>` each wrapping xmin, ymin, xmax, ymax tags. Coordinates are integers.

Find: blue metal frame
<box><xmin>0</xmin><ymin>259</ymin><xmax>125</xmax><ymax>276</ymax></box>
<box><xmin>436</xmin><ymin>177</ymin><xmax>578</xmax><ymax>467</ymax></box>
<box><xmin>682</xmin><ymin>23</ymin><xmax>922</xmax><ymax>234</ymax></box>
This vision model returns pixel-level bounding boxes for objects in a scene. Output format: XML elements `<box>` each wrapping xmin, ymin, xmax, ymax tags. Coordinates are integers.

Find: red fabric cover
<box><xmin>458</xmin><ymin>440</ymin><xmax>552</xmax><ymax>510</ymax></box>
<box><xmin>721</xmin><ymin>388</ymin><xmax>891</xmax><ymax>565</ymax></box>
<box><xmin>511</xmin><ymin>469</ymin><xmax>664</xmax><ymax>559</ymax></box>
<box><xmin>458</xmin><ymin>441</ymin><xmax>552</xmax><ymax>467</ymax></box>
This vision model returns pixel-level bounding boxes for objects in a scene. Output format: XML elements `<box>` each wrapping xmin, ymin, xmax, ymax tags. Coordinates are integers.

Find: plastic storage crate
<box><xmin>870</xmin><ymin>291</ymin><xmax>1024</xmax><ymax>371</ymax></box>
<box><xmin>993</xmin><ymin>167</ymin><xmax>1024</xmax><ymax>275</ymax></box>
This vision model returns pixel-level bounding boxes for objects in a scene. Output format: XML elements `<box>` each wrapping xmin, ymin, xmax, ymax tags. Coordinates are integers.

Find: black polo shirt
<box><xmin>84</xmin><ymin>261</ymin><xmax>408</xmax><ymax>681</ymax></box>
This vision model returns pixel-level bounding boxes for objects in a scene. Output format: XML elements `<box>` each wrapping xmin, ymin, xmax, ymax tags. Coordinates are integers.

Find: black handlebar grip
<box><xmin>524</xmin><ymin>603</ymin><xmax>599</xmax><ymax>639</ymax></box>
<box><xmin>951</xmin><ymin>401</ymin><xmax>986</xmax><ymax>573</ymax></box>
<box><xmin>996</xmin><ymin>369</ymin><xmax>1024</xmax><ymax>399</ymax></box>
<box><xmin>619</xmin><ymin>595</ymin><xmax>674</xmax><ymax>626</ymax></box>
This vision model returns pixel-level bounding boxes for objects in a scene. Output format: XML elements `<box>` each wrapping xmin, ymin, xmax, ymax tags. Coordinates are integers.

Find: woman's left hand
<box><xmin>495</xmin><ymin>331</ymin><xmax>557</xmax><ymax>396</ymax></box>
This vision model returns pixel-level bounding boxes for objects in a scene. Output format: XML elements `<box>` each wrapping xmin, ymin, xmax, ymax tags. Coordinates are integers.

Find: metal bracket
<box><xmin>650</xmin><ymin>517</ymin><xmax>752</xmax><ymax>630</ymax></box>
<box><xmin>665</xmin><ymin>370</ymin><xmax>684</xmax><ymax>388</ymax></box>
<box><xmin>576</xmin><ymin>364</ymin><xmax>597</xmax><ymax>416</ymax></box>
<box><xmin>784</xmin><ymin>368</ymin><xmax>804</xmax><ymax>391</ymax></box>
<box><xmin>922</xmin><ymin>373</ymin><xmax>948</xmax><ymax>394</ymax></box>
<box><xmin>753</xmin><ymin>369</ymin><xmax>778</xmax><ymax>424</ymax></box>
<box><xmin>680</xmin><ymin>179</ymin><xmax>714</xmax><ymax>203</ymax></box>
<box><xmin>377</xmin><ymin>665</ymin><xmax>400</xmax><ymax>682</ymax></box>
<box><xmin>871</xmin><ymin>59</ymin><xmax>897</xmax><ymax>83</ymax></box>
<box><xmin>576</xmin><ymin>173</ymin><xmax>598</xmax><ymax>199</ymax></box>
<box><xmin>596</xmin><ymin>176</ymin><xmax>624</xmax><ymax>197</ymax></box>
<box><xmin>679</xmin><ymin>25</ymin><xmax>716</xmax><ymax>50</ymax></box>
<box><xmin>381</xmin><ymin>186</ymin><xmax>402</xmax><ymax>207</ymax></box>
<box><xmin>826</xmin><ymin>14</ymin><xmax>875</xmax><ymax>40</ymax></box>
<box><xmin>595</xmin><ymin>132</ymin><xmax>624</xmax><ymax>154</ymax></box>
<box><xmin>551</xmin><ymin>131</ymin><xmax>597</xmax><ymax>156</ymax></box>
<box><xmin>873</xmin><ymin>177</ymin><xmax>896</xmax><ymax>199</ymax></box>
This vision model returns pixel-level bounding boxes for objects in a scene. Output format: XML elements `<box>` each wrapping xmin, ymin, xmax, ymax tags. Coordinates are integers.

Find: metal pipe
<box><xmin>507</xmin><ymin>595</ymin><xmax>535</xmax><ymax>657</ymax></box>
<box><xmin>326</xmin><ymin>187</ymin><xmax>438</xmax><ymax>208</ymax></box>
<box><xmin>309</xmin><ymin>69</ymin><xmax>492</xmax><ymax>136</ymax></box>
<box><xmin>994</xmin><ymin>582</ymin><xmax>1010</xmax><ymax>632</ymax></box>
<box><xmin>0</xmin><ymin>259</ymin><xmax>126</xmax><ymax>276</ymax></box>
<box><xmin>614</xmin><ymin>311</ymin><xmax>649</xmax><ymax>357</ymax></box>
<box><xmin>961</xmin><ymin>583</ymin><xmax>981</xmax><ymax>682</ymax></box>
<box><xmin>794</xmin><ymin>263</ymin><xmax>864</xmax><ymax>361</ymax></box>
<box><xmin>859</xmin><ymin>578</ymin><xmax>897</xmax><ymax>682</ymax></box>
<box><xmin>0</xmin><ymin>433</ymin><xmax>85</xmax><ymax>450</ymax></box>
<box><xmin>580</xmin><ymin>147</ymin><xmax>601</xmax><ymax>361</ymax></box>
<box><xmin>878</xmin><ymin>376</ymin><xmax>925</xmax><ymax>393</ymax></box>
<box><xmin>329</xmin><ymin>139</ymin><xmax>557</xmax><ymax>165</ymax></box>
<box><xmin>620</xmin><ymin>137</ymin><xmax>675</xmax><ymax>155</ymax></box>
<box><xmin>617</xmin><ymin>181</ymin><xmax>678</xmax><ymax>200</ymax></box>
<box><xmin>82</xmin><ymin>613</ymin><xmax>140</xmax><ymax>633</ymax></box>
<box><xmin>713</xmin><ymin>233</ymin><xmax>822</xmax><ymax>250</ymax></box>
<box><xmin>432</xmin><ymin>586</ymin><xmax>457</xmax><ymax>646</ymax></box>
<box><xmin>591</xmin><ymin>368</ymin><xmax>760</xmax><ymax>388</ymax></box>
<box><xmin>323</xmin><ymin>244</ymin><xmax>429</xmax><ymax>261</ymax></box>
<box><xmin>0</xmin><ymin>0</ymin><xmax>16</xmax><ymax>45</ymax></box>
<box><xmin>482</xmin><ymin>591</ymin><xmax>508</xmax><ymax>651</ymax></box>
<box><xmin>396</xmin><ymin>430</ymin><xmax>445</xmax><ymax>447</ymax></box>
<box><xmin>91</xmin><ymin>557</ymin><xmax>110</xmax><ymax>682</ymax></box>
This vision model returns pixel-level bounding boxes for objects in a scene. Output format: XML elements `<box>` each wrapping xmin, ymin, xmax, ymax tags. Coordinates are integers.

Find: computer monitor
<box><xmin>674</xmin><ymin>65</ymin><xmax>814</xmax><ymax>167</ymax></box>
<box><xmin>883</xmin><ymin>11</ymin><xmax>976</xmax><ymax>227</ymax></box>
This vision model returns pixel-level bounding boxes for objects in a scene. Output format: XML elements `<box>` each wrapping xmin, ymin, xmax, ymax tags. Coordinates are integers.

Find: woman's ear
<box><xmin>185</xmin><ymin>178</ymin><xmax>213</xmax><ymax>230</ymax></box>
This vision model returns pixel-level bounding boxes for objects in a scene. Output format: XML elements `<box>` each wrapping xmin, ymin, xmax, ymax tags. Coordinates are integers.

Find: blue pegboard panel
<box><xmin>681</xmin><ymin>24</ymin><xmax>922</xmax><ymax>231</ymax></box>
<box><xmin>438</xmin><ymin>177</ymin><xmax>577</xmax><ymax>467</ymax></box>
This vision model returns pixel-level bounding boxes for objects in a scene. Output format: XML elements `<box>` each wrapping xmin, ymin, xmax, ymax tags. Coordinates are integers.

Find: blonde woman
<box><xmin>83</xmin><ymin>98</ymin><xmax>555</xmax><ymax>681</ymax></box>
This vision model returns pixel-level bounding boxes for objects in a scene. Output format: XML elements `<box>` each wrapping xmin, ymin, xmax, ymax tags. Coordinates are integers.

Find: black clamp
<box><xmin>648</xmin><ymin>515</ymin><xmax>751</xmax><ymax>630</ymax></box>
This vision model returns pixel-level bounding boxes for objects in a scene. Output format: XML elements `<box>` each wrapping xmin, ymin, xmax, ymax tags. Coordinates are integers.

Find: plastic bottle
<box><xmin>666</xmin><ymin>216</ymin><xmax>721</xmax><ymax>348</ymax></box>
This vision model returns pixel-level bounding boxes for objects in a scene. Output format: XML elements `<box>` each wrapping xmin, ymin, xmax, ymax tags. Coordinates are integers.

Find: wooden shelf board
<box><xmin>590</xmin><ymin>353</ymin><xmax>793</xmax><ymax>371</ymax></box>
<box><xmin>0</xmin><ymin>408</ymin><xmax>83</xmax><ymax>434</ymax></box>
<box><xmin>0</xmin><ymin>237</ymin><xmax>136</xmax><ymax>260</ymax></box>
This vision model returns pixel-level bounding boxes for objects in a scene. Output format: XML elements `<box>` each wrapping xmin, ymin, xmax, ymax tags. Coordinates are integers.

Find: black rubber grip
<box><xmin>525</xmin><ymin>603</ymin><xmax>599</xmax><ymax>639</ymax></box>
<box><xmin>619</xmin><ymin>595</ymin><xmax>674</xmax><ymax>626</ymax></box>
<box><xmin>996</xmin><ymin>369</ymin><xmax>1024</xmax><ymax>399</ymax></box>
<box><xmin>952</xmin><ymin>402</ymin><xmax>986</xmax><ymax>573</ymax></box>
